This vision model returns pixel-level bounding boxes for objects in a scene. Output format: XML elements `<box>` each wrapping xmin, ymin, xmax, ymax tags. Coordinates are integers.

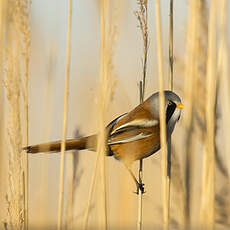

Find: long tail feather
<box><xmin>23</xmin><ymin>135</ymin><xmax>96</xmax><ymax>154</ymax></box>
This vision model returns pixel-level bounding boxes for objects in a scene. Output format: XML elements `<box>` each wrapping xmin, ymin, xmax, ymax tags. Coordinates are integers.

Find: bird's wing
<box><xmin>108</xmin><ymin>105</ymin><xmax>159</xmax><ymax>145</ymax></box>
<box><xmin>108</xmin><ymin>129</ymin><xmax>153</xmax><ymax>145</ymax></box>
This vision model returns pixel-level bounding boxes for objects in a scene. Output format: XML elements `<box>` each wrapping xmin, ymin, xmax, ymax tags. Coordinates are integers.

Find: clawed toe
<box><xmin>135</xmin><ymin>183</ymin><xmax>145</xmax><ymax>194</ymax></box>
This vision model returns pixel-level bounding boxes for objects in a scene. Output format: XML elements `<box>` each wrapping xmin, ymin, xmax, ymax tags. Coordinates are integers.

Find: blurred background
<box><xmin>0</xmin><ymin>0</ymin><xmax>230</xmax><ymax>229</ymax></box>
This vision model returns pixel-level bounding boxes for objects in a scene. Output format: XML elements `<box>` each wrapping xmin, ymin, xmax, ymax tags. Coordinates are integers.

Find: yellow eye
<box><xmin>168</xmin><ymin>101</ymin><xmax>172</xmax><ymax>106</ymax></box>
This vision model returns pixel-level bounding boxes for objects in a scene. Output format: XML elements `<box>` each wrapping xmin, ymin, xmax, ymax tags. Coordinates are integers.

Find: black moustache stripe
<box><xmin>166</xmin><ymin>102</ymin><xmax>177</xmax><ymax>124</ymax></box>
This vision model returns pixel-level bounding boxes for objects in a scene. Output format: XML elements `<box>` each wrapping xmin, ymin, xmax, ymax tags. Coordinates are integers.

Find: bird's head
<box><xmin>147</xmin><ymin>90</ymin><xmax>184</xmax><ymax>125</ymax></box>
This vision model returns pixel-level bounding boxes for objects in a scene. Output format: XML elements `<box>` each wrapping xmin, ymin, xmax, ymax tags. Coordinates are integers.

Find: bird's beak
<box><xmin>177</xmin><ymin>103</ymin><xmax>184</xmax><ymax>109</ymax></box>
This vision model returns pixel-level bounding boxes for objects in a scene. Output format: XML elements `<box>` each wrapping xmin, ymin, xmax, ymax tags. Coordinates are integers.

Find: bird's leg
<box><xmin>125</xmin><ymin>165</ymin><xmax>145</xmax><ymax>194</ymax></box>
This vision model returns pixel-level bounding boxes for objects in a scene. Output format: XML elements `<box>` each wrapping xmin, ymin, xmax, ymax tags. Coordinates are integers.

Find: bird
<box><xmin>24</xmin><ymin>90</ymin><xmax>183</xmax><ymax>192</ymax></box>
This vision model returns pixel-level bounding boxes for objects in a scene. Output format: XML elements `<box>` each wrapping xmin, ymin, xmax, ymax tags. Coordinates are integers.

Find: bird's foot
<box><xmin>135</xmin><ymin>182</ymin><xmax>145</xmax><ymax>194</ymax></box>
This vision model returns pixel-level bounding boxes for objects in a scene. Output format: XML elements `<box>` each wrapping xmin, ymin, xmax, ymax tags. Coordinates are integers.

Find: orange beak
<box><xmin>177</xmin><ymin>103</ymin><xmax>184</xmax><ymax>109</ymax></box>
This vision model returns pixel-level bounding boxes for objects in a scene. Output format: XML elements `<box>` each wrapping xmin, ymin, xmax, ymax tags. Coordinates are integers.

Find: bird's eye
<box><xmin>168</xmin><ymin>101</ymin><xmax>172</xmax><ymax>106</ymax></box>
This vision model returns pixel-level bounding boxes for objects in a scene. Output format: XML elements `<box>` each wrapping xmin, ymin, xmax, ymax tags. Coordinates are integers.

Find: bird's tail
<box><xmin>23</xmin><ymin>135</ymin><xmax>97</xmax><ymax>154</ymax></box>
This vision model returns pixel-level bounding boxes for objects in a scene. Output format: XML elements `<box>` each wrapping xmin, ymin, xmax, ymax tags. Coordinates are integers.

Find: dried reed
<box><xmin>183</xmin><ymin>1</ymin><xmax>208</xmax><ymax>228</ymax></box>
<box><xmin>200</xmin><ymin>0</ymin><xmax>217</xmax><ymax>229</ymax></box>
<box><xmin>4</xmin><ymin>43</ymin><xmax>25</xmax><ymax>230</ymax></box>
<box><xmin>22</xmin><ymin>2</ymin><xmax>30</xmax><ymax>229</ymax></box>
<box><xmin>57</xmin><ymin>0</ymin><xmax>72</xmax><ymax>229</ymax></box>
<box><xmin>65</xmin><ymin>130</ymin><xmax>82</xmax><ymax>230</ymax></box>
<box><xmin>83</xmin><ymin>0</ymin><xmax>117</xmax><ymax>229</ymax></box>
<box><xmin>3</xmin><ymin>0</ymin><xmax>31</xmax><ymax>229</ymax></box>
<box><xmin>169</xmin><ymin>0</ymin><xmax>174</xmax><ymax>91</ymax></box>
<box><xmin>183</xmin><ymin>1</ymin><xmax>199</xmax><ymax>227</ymax></box>
<box><xmin>217</xmin><ymin>0</ymin><xmax>230</xmax><ymax>175</ymax></box>
<box><xmin>0</xmin><ymin>2</ymin><xmax>6</xmax><ymax>221</ymax></box>
<box><xmin>155</xmin><ymin>1</ymin><xmax>169</xmax><ymax>229</ymax></box>
<box><xmin>214</xmin><ymin>0</ymin><xmax>230</xmax><ymax>228</ymax></box>
<box><xmin>167</xmin><ymin>1</ymin><xmax>173</xmax><ymax>228</ymax></box>
<box><xmin>135</xmin><ymin>0</ymin><xmax>149</xmax><ymax>229</ymax></box>
<box><xmin>135</xmin><ymin>0</ymin><xmax>148</xmax><ymax>99</ymax></box>
<box><xmin>97</xmin><ymin>1</ymin><xmax>108</xmax><ymax>228</ymax></box>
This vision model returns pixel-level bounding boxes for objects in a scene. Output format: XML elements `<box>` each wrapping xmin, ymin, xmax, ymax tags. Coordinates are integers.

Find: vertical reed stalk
<box><xmin>97</xmin><ymin>0</ymin><xmax>108</xmax><ymax>228</ymax></box>
<box><xmin>169</xmin><ymin>0</ymin><xmax>173</xmax><ymax>91</ymax></box>
<box><xmin>167</xmin><ymin>1</ymin><xmax>173</xmax><ymax>227</ymax></box>
<box><xmin>138</xmin><ymin>82</ymin><xmax>144</xmax><ymax>230</ymax></box>
<box><xmin>57</xmin><ymin>0</ymin><xmax>72</xmax><ymax>229</ymax></box>
<box><xmin>83</xmin><ymin>154</ymin><xmax>100</xmax><ymax>230</ymax></box>
<box><xmin>183</xmin><ymin>1</ymin><xmax>202</xmax><ymax>227</ymax></box>
<box><xmin>200</xmin><ymin>0</ymin><xmax>217</xmax><ymax>229</ymax></box>
<box><xmin>23</xmin><ymin>9</ymin><xmax>30</xmax><ymax>230</ymax></box>
<box><xmin>65</xmin><ymin>130</ymin><xmax>81</xmax><ymax>230</ymax></box>
<box><xmin>217</xmin><ymin>0</ymin><xmax>230</xmax><ymax>176</ymax></box>
<box><xmin>135</xmin><ymin>1</ymin><xmax>148</xmax><ymax>229</ymax></box>
<box><xmin>83</xmin><ymin>0</ymin><xmax>117</xmax><ymax>228</ymax></box>
<box><xmin>155</xmin><ymin>1</ymin><xmax>169</xmax><ymax>229</ymax></box>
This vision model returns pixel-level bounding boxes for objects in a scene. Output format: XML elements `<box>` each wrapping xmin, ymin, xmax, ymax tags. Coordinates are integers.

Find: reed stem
<box><xmin>57</xmin><ymin>0</ymin><xmax>72</xmax><ymax>229</ymax></box>
<box><xmin>169</xmin><ymin>0</ymin><xmax>174</xmax><ymax>91</ymax></box>
<box><xmin>200</xmin><ymin>0</ymin><xmax>217</xmax><ymax>229</ymax></box>
<box><xmin>155</xmin><ymin>0</ymin><xmax>169</xmax><ymax>229</ymax></box>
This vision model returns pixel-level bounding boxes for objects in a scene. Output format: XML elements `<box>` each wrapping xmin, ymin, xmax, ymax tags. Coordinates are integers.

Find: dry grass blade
<box><xmin>57</xmin><ymin>0</ymin><xmax>72</xmax><ymax>229</ymax></box>
<box><xmin>155</xmin><ymin>0</ymin><xmax>169</xmax><ymax>229</ymax></box>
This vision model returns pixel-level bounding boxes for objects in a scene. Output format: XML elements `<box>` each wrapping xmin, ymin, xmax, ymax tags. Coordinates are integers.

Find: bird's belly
<box><xmin>110</xmin><ymin>134</ymin><xmax>160</xmax><ymax>165</ymax></box>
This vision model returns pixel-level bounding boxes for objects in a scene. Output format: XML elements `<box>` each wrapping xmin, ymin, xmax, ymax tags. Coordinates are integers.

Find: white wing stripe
<box><xmin>111</xmin><ymin>119</ymin><xmax>158</xmax><ymax>135</ymax></box>
<box><xmin>108</xmin><ymin>132</ymin><xmax>152</xmax><ymax>145</ymax></box>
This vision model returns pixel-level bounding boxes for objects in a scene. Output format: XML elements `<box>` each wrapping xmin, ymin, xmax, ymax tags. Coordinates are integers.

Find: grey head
<box><xmin>145</xmin><ymin>90</ymin><xmax>183</xmax><ymax>137</ymax></box>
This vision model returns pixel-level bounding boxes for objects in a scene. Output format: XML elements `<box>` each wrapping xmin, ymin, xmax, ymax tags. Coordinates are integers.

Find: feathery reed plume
<box><xmin>4</xmin><ymin>44</ymin><xmax>25</xmax><ymax>230</ymax></box>
<box><xmin>3</xmin><ymin>0</ymin><xmax>31</xmax><ymax>229</ymax></box>
<box><xmin>57</xmin><ymin>0</ymin><xmax>72</xmax><ymax>229</ymax></box>
<box><xmin>155</xmin><ymin>1</ymin><xmax>169</xmax><ymax>229</ymax></box>
<box><xmin>135</xmin><ymin>0</ymin><xmax>148</xmax><ymax>100</ymax></box>
<box><xmin>200</xmin><ymin>0</ymin><xmax>217</xmax><ymax>229</ymax></box>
